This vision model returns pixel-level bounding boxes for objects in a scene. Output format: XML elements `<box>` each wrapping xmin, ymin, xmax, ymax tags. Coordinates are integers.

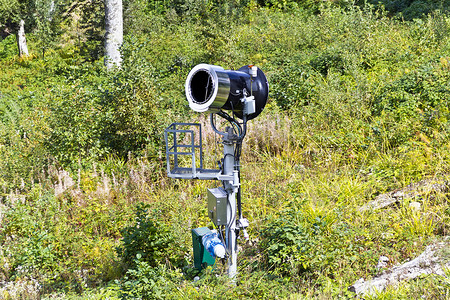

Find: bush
<box><xmin>260</xmin><ymin>206</ymin><xmax>316</xmax><ymax>276</ymax></box>
<box><xmin>371</xmin><ymin>60</ymin><xmax>450</xmax><ymax>148</ymax></box>
<box><xmin>118</xmin><ymin>203</ymin><xmax>186</xmax><ymax>270</ymax></box>
<box><xmin>0</xmin><ymin>35</ymin><xmax>18</xmax><ymax>60</ymax></box>
<box><xmin>259</xmin><ymin>201</ymin><xmax>383</xmax><ymax>284</ymax></box>
<box><xmin>0</xmin><ymin>186</ymin><xmax>125</xmax><ymax>293</ymax></box>
<box><xmin>365</xmin><ymin>0</ymin><xmax>450</xmax><ymax>19</ymax></box>
<box><xmin>47</xmin><ymin>43</ymin><xmax>172</xmax><ymax>168</ymax></box>
<box><xmin>47</xmin><ymin>63</ymin><xmax>110</xmax><ymax>167</ymax></box>
<box><xmin>270</xmin><ymin>57</ymin><xmax>318</xmax><ymax>110</ymax></box>
<box><xmin>118</xmin><ymin>260</ymin><xmax>182</xmax><ymax>300</ymax></box>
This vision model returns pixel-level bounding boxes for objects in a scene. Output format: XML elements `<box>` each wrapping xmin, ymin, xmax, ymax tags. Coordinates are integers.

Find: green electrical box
<box><xmin>192</xmin><ymin>227</ymin><xmax>216</xmax><ymax>270</ymax></box>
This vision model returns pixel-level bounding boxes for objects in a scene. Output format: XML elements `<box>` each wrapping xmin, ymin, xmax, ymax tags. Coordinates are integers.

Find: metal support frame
<box><xmin>164</xmin><ymin>123</ymin><xmax>201</xmax><ymax>178</ymax></box>
<box><xmin>164</xmin><ymin>117</ymin><xmax>246</xmax><ymax>280</ymax></box>
<box><xmin>164</xmin><ymin>123</ymin><xmax>233</xmax><ymax>181</ymax></box>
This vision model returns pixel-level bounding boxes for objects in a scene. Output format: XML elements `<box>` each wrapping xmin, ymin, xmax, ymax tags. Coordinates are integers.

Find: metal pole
<box><xmin>223</xmin><ymin>129</ymin><xmax>238</xmax><ymax>279</ymax></box>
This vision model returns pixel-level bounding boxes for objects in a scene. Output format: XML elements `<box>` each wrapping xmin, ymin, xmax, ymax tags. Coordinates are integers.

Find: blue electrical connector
<box><xmin>202</xmin><ymin>232</ymin><xmax>226</xmax><ymax>258</ymax></box>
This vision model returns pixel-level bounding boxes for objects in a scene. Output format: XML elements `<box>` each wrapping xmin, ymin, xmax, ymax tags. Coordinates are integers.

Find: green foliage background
<box><xmin>0</xmin><ymin>0</ymin><xmax>449</xmax><ymax>299</ymax></box>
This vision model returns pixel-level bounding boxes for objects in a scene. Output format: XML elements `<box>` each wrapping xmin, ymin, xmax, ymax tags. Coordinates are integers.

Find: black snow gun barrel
<box><xmin>185</xmin><ymin>64</ymin><xmax>269</xmax><ymax>120</ymax></box>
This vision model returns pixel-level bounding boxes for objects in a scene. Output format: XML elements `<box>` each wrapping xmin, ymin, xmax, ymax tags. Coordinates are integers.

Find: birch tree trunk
<box><xmin>104</xmin><ymin>0</ymin><xmax>123</xmax><ymax>69</ymax></box>
<box><xmin>16</xmin><ymin>19</ymin><xmax>29</xmax><ymax>57</ymax></box>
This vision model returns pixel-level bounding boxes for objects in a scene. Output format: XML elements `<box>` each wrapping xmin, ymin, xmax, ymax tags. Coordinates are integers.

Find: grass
<box><xmin>1</xmin><ymin>130</ymin><xmax>448</xmax><ymax>298</ymax></box>
<box><xmin>1</xmin><ymin>2</ymin><xmax>450</xmax><ymax>299</ymax></box>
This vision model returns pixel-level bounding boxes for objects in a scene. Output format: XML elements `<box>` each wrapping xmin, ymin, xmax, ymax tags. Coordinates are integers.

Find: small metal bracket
<box><xmin>237</xmin><ymin>218</ymin><xmax>249</xmax><ymax>229</ymax></box>
<box><xmin>237</xmin><ymin>218</ymin><xmax>250</xmax><ymax>241</ymax></box>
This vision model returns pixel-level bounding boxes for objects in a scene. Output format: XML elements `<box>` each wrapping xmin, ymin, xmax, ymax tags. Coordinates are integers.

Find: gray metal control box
<box><xmin>207</xmin><ymin>187</ymin><xmax>228</xmax><ymax>226</ymax></box>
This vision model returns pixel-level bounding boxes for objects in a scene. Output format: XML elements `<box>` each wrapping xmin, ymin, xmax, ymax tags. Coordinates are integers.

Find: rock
<box><xmin>359</xmin><ymin>179</ymin><xmax>449</xmax><ymax>211</ymax></box>
<box><xmin>392</xmin><ymin>190</ymin><xmax>404</xmax><ymax>199</ymax></box>
<box><xmin>294</xmin><ymin>164</ymin><xmax>306</xmax><ymax>173</ymax></box>
<box><xmin>376</xmin><ymin>256</ymin><xmax>390</xmax><ymax>269</ymax></box>
<box><xmin>359</xmin><ymin>193</ymin><xmax>399</xmax><ymax>211</ymax></box>
<box><xmin>348</xmin><ymin>278</ymin><xmax>365</xmax><ymax>293</ymax></box>
<box><xmin>349</xmin><ymin>240</ymin><xmax>450</xmax><ymax>297</ymax></box>
<box><xmin>409</xmin><ymin>201</ymin><xmax>421</xmax><ymax>211</ymax></box>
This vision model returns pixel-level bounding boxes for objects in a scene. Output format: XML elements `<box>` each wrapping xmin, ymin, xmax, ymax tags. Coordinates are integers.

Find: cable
<box><xmin>222</xmin><ymin>153</ymin><xmax>235</xmax><ymax>175</ymax></box>
<box><xmin>210</xmin><ymin>111</ymin><xmax>242</xmax><ymax>139</ymax></box>
<box><xmin>210</xmin><ymin>113</ymin><xmax>226</xmax><ymax>136</ymax></box>
<box><xmin>214</xmin><ymin>113</ymin><xmax>219</xmax><ymax>170</ymax></box>
<box><xmin>226</xmin><ymin>188</ymin><xmax>236</xmax><ymax>256</ymax></box>
<box><xmin>235</xmin><ymin>114</ymin><xmax>247</xmax><ymax>220</ymax></box>
<box><xmin>211</xmin><ymin>101</ymin><xmax>250</xmax><ymax>253</ymax></box>
<box><xmin>211</xmin><ymin>220</ymin><xmax>228</xmax><ymax>259</ymax></box>
<box><xmin>217</xmin><ymin>110</ymin><xmax>242</xmax><ymax>136</ymax></box>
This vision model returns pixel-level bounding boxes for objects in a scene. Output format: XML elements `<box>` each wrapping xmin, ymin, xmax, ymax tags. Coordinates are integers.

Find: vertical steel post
<box><xmin>223</xmin><ymin>129</ymin><xmax>239</xmax><ymax>279</ymax></box>
<box><xmin>172</xmin><ymin>124</ymin><xmax>178</xmax><ymax>168</ymax></box>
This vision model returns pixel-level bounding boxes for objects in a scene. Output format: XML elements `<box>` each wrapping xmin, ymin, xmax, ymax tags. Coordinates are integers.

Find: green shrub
<box><xmin>118</xmin><ymin>203</ymin><xmax>186</xmax><ymax>270</ymax></box>
<box><xmin>118</xmin><ymin>260</ymin><xmax>182</xmax><ymax>300</ymax></box>
<box><xmin>270</xmin><ymin>57</ymin><xmax>318</xmax><ymax>110</ymax></box>
<box><xmin>0</xmin><ymin>90</ymin><xmax>50</xmax><ymax>190</ymax></box>
<box><xmin>47</xmin><ymin>43</ymin><xmax>172</xmax><ymax>168</ymax></box>
<box><xmin>47</xmin><ymin>68</ymin><xmax>110</xmax><ymax>168</ymax></box>
<box><xmin>259</xmin><ymin>201</ymin><xmax>385</xmax><ymax>284</ymax></box>
<box><xmin>371</xmin><ymin>61</ymin><xmax>450</xmax><ymax>148</ymax></box>
<box><xmin>0</xmin><ymin>186</ymin><xmax>125</xmax><ymax>293</ymax></box>
<box><xmin>365</xmin><ymin>0</ymin><xmax>450</xmax><ymax>19</ymax></box>
<box><xmin>0</xmin><ymin>35</ymin><xmax>18</xmax><ymax>60</ymax></box>
<box><xmin>98</xmin><ymin>37</ymin><xmax>173</xmax><ymax>159</ymax></box>
<box><xmin>260</xmin><ymin>207</ymin><xmax>316</xmax><ymax>276</ymax></box>
<box><xmin>257</xmin><ymin>0</ymin><xmax>354</xmax><ymax>11</ymax></box>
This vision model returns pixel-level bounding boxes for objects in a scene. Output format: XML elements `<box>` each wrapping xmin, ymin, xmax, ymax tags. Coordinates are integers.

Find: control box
<box><xmin>207</xmin><ymin>187</ymin><xmax>228</xmax><ymax>226</ymax></box>
<box><xmin>192</xmin><ymin>227</ymin><xmax>216</xmax><ymax>270</ymax></box>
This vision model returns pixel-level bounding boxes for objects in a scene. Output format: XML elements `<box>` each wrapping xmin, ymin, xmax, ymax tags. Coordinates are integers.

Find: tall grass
<box><xmin>0</xmin><ymin>3</ymin><xmax>449</xmax><ymax>299</ymax></box>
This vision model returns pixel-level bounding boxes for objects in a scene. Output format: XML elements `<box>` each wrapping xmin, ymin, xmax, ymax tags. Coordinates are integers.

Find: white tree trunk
<box><xmin>16</xmin><ymin>19</ymin><xmax>29</xmax><ymax>57</ymax></box>
<box><xmin>104</xmin><ymin>0</ymin><xmax>123</xmax><ymax>69</ymax></box>
<box><xmin>48</xmin><ymin>0</ymin><xmax>55</xmax><ymax>21</ymax></box>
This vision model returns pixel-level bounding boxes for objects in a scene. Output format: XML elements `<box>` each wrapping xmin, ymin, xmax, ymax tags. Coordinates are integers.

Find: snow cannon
<box><xmin>185</xmin><ymin>64</ymin><xmax>269</xmax><ymax>120</ymax></box>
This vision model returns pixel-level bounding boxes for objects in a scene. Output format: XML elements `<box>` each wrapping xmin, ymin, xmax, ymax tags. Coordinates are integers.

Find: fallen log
<box><xmin>349</xmin><ymin>239</ymin><xmax>450</xmax><ymax>296</ymax></box>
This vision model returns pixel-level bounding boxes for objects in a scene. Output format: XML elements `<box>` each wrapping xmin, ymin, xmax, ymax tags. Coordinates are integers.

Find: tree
<box><xmin>16</xmin><ymin>19</ymin><xmax>29</xmax><ymax>56</ymax></box>
<box><xmin>104</xmin><ymin>0</ymin><xmax>123</xmax><ymax>69</ymax></box>
<box><xmin>0</xmin><ymin>0</ymin><xmax>29</xmax><ymax>57</ymax></box>
<box><xmin>30</xmin><ymin>0</ymin><xmax>58</xmax><ymax>58</ymax></box>
<box><xmin>0</xmin><ymin>0</ymin><xmax>62</xmax><ymax>57</ymax></box>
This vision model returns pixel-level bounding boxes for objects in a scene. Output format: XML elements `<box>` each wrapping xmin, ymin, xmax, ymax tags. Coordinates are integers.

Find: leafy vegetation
<box><xmin>1</xmin><ymin>0</ymin><xmax>449</xmax><ymax>299</ymax></box>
